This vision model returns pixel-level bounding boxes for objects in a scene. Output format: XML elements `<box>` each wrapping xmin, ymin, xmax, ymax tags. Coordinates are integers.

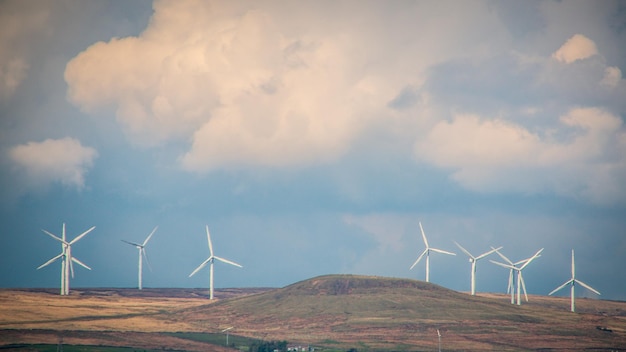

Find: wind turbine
<box><xmin>437</xmin><ymin>329</ymin><xmax>441</xmax><ymax>352</ymax></box>
<box><xmin>221</xmin><ymin>326</ymin><xmax>234</xmax><ymax>346</ymax></box>
<box><xmin>491</xmin><ymin>248</ymin><xmax>543</xmax><ymax>305</ymax></box>
<box><xmin>490</xmin><ymin>248</ymin><xmax>521</xmax><ymax>304</ymax></box>
<box><xmin>549</xmin><ymin>249</ymin><xmax>600</xmax><ymax>312</ymax></box>
<box><xmin>189</xmin><ymin>226</ymin><xmax>242</xmax><ymax>299</ymax></box>
<box><xmin>454</xmin><ymin>242</ymin><xmax>502</xmax><ymax>295</ymax></box>
<box><xmin>122</xmin><ymin>226</ymin><xmax>157</xmax><ymax>290</ymax></box>
<box><xmin>37</xmin><ymin>223</ymin><xmax>95</xmax><ymax>295</ymax></box>
<box><xmin>409</xmin><ymin>222</ymin><xmax>455</xmax><ymax>282</ymax></box>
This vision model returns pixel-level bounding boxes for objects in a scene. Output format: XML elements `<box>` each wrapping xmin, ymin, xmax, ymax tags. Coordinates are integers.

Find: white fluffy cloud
<box><xmin>64</xmin><ymin>0</ymin><xmax>509</xmax><ymax>170</ymax></box>
<box><xmin>62</xmin><ymin>1</ymin><xmax>626</xmax><ymax>203</ymax></box>
<box><xmin>9</xmin><ymin>138</ymin><xmax>98</xmax><ymax>190</ymax></box>
<box><xmin>552</xmin><ymin>34</ymin><xmax>598</xmax><ymax>64</ymax></box>
<box><xmin>414</xmin><ymin>108</ymin><xmax>626</xmax><ymax>204</ymax></box>
<box><xmin>65</xmin><ymin>1</ymin><xmax>379</xmax><ymax>164</ymax></box>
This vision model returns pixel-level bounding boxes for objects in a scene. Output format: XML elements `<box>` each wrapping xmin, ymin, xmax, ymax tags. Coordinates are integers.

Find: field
<box><xmin>1</xmin><ymin>275</ymin><xmax>625</xmax><ymax>351</ymax></box>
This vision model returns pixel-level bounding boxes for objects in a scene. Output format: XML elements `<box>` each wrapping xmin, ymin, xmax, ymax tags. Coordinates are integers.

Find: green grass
<box><xmin>163</xmin><ymin>332</ymin><xmax>264</xmax><ymax>350</ymax></box>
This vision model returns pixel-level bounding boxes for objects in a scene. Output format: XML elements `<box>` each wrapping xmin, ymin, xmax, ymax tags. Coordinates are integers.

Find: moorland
<box><xmin>0</xmin><ymin>275</ymin><xmax>625</xmax><ymax>351</ymax></box>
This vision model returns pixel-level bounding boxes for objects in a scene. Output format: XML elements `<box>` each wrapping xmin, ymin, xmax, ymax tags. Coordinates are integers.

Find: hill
<box><xmin>179</xmin><ymin>274</ymin><xmax>626</xmax><ymax>351</ymax></box>
<box><xmin>0</xmin><ymin>275</ymin><xmax>625</xmax><ymax>351</ymax></box>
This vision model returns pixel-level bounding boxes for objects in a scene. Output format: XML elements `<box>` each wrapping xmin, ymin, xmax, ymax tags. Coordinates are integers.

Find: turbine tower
<box><xmin>549</xmin><ymin>249</ymin><xmax>600</xmax><ymax>312</ymax></box>
<box><xmin>122</xmin><ymin>226</ymin><xmax>157</xmax><ymax>290</ymax></box>
<box><xmin>454</xmin><ymin>242</ymin><xmax>502</xmax><ymax>295</ymax></box>
<box><xmin>37</xmin><ymin>223</ymin><xmax>95</xmax><ymax>295</ymax></box>
<box><xmin>189</xmin><ymin>225</ymin><xmax>242</xmax><ymax>299</ymax></box>
<box><xmin>491</xmin><ymin>248</ymin><xmax>543</xmax><ymax>305</ymax></box>
<box><xmin>409</xmin><ymin>222</ymin><xmax>455</xmax><ymax>282</ymax></box>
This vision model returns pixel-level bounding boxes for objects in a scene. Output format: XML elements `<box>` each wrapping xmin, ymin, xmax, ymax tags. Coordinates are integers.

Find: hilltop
<box><xmin>0</xmin><ymin>275</ymin><xmax>625</xmax><ymax>351</ymax></box>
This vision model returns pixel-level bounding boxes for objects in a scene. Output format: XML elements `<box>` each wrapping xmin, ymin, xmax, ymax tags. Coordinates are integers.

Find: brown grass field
<box><xmin>0</xmin><ymin>275</ymin><xmax>625</xmax><ymax>351</ymax></box>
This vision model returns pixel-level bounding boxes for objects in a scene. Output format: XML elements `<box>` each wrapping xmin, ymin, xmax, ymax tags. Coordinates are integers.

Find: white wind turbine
<box><xmin>122</xmin><ymin>226</ymin><xmax>157</xmax><ymax>290</ymax></box>
<box><xmin>491</xmin><ymin>248</ymin><xmax>523</xmax><ymax>304</ymax></box>
<box><xmin>491</xmin><ymin>248</ymin><xmax>543</xmax><ymax>305</ymax></box>
<box><xmin>549</xmin><ymin>249</ymin><xmax>600</xmax><ymax>312</ymax></box>
<box><xmin>37</xmin><ymin>223</ymin><xmax>95</xmax><ymax>295</ymax></box>
<box><xmin>409</xmin><ymin>222</ymin><xmax>455</xmax><ymax>282</ymax></box>
<box><xmin>454</xmin><ymin>242</ymin><xmax>502</xmax><ymax>295</ymax></box>
<box><xmin>189</xmin><ymin>226</ymin><xmax>242</xmax><ymax>299</ymax></box>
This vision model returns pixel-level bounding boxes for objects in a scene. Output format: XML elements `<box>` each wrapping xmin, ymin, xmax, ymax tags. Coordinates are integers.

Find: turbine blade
<box><xmin>143</xmin><ymin>226</ymin><xmax>158</xmax><ymax>246</ymax></box>
<box><xmin>575</xmin><ymin>279</ymin><xmax>600</xmax><ymax>295</ymax></box>
<box><xmin>72</xmin><ymin>256</ymin><xmax>91</xmax><ymax>271</ymax></box>
<box><xmin>549</xmin><ymin>280</ymin><xmax>572</xmax><ymax>296</ymax></box>
<box><xmin>206</xmin><ymin>226</ymin><xmax>214</xmax><ymax>256</ymax></box>
<box><xmin>214</xmin><ymin>256</ymin><xmax>243</xmax><ymax>268</ymax></box>
<box><xmin>37</xmin><ymin>253</ymin><xmax>63</xmax><ymax>270</ymax></box>
<box><xmin>418</xmin><ymin>222</ymin><xmax>429</xmax><ymax>247</ymax></box>
<box><xmin>475</xmin><ymin>246</ymin><xmax>502</xmax><ymax>260</ymax></box>
<box><xmin>121</xmin><ymin>239</ymin><xmax>142</xmax><ymax>247</ymax></box>
<box><xmin>513</xmin><ymin>254</ymin><xmax>542</xmax><ymax>266</ymax></box>
<box><xmin>454</xmin><ymin>241</ymin><xmax>474</xmax><ymax>259</ymax></box>
<box><xmin>519</xmin><ymin>248</ymin><xmax>543</xmax><ymax>270</ymax></box>
<box><xmin>490</xmin><ymin>260</ymin><xmax>514</xmax><ymax>270</ymax></box>
<box><xmin>69</xmin><ymin>258</ymin><xmax>75</xmax><ymax>278</ymax></box>
<box><xmin>70</xmin><ymin>226</ymin><xmax>95</xmax><ymax>245</ymax></box>
<box><xmin>507</xmin><ymin>269</ymin><xmax>513</xmax><ymax>293</ymax></box>
<box><xmin>42</xmin><ymin>229</ymin><xmax>65</xmax><ymax>244</ymax></box>
<box><xmin>189</xmin><ymin>257</ymin><xmax>212</xmax><ymax>277</ymax></box>
<box><xmin>430</xmin><ymin>248</ymin><xmax>456</xmax><ymax>256</ymax></box>
<box><xmin>519</xmin><ymin>273</ymin><xmax>528</xmax><ymax>301</ymax></box>
<box><xmin>142</xmin><ymin>248</ymin><xmax>153</xmax><ymax>272</ymax></box>
<box><xmin>571</xmin><ymin>249</ymin><xmax>575</xmax><ymax>278</ymax></box>
<box><xmin>493</xmin><ymin>247</ymin><xmax>513</xmax><ymax>265</ymax></box>
<box><xmin>410</xmin><ymin>249</ymin><xmax>428</xmax><ymax>270</ymax></box>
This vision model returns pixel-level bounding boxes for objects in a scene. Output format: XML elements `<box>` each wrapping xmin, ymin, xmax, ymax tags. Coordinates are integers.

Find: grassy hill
<box><xmin>179</xmin><ymin>274</ymin><xmax>626</xmax><ymax>351</ymax></box>
<box><xmin>0</xmin><ymin>275</ymin><xmax>625</xmax><ymax>351</ymax></box>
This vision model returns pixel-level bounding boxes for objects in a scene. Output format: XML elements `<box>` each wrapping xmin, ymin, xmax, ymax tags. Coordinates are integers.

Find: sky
<box><xmin>1</xmin><ymin>0</ymin><xmax>625</xmax><ymax>301</ymax></box>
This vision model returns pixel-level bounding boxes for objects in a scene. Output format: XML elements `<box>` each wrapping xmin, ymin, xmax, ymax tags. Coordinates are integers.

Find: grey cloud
<box><xmin>387</xmin><ymin>86</ymin><xmax>419</xmax><ymax>111</ymax></box>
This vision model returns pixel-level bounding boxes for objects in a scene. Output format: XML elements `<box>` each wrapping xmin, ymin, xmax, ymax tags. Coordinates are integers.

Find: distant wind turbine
<box><xmin>549</xmin><ymin>249</ymin><xmax>600</xmax><ymax>312</ymax></box>
<box><xmin>409</xmin><ymin>222</ymin><xmax>455</xmax><ymax>282</ymax></box>
<box><xmin>37</xmin><ymin>223</ymin><xmax>95</xmax><ymax>295</ymax></box>
<box><xmin>189</xmin><ymin>226</ymin><xmax>242</xmax><ymax>299</ymax></box>
<box><xmin>491</xmin><ymin>248</ymin><xmax>543</xmax><ymax>305</ymax></box>
<box><xmin>437</xmin><ymin>329</ymin><xmax>441</xmax><ymax>352</ymax></box>
<box><xmin>454</xmin><ymin>242</ymin><xmax>502</xmax><ymax>295</ymax></box>
<box><xmin>221</xmin><ymin>326</ymin><xmax>234</xmax><ymax>346</ymax></box>
<box><xmin>122</xmin><ymin>226</ymin><xmax>157</xmax><ymax>290</ymax></box>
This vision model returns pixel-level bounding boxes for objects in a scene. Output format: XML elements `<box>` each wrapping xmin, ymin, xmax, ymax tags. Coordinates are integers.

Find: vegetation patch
<box><xmin>164</xmin><ymin>331</ymin><xmax>261</xmax><ymax>349</ymax></box>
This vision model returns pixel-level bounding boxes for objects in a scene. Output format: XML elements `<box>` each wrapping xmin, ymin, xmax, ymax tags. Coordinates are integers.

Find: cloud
<box><xmin>601</xmin><ymin>66</ymin><xmax>622</xmax><ymax>88</ymax></box>
<box><xmin>8</xmin><ymin>137</ymin><xmax>98</xmax><ymax>190</ymax></box>
<box><xmin>343</xmin><ymin>213</ymin><xmax>408</xmax><ymax>252</ymax></box>
<box><xmin>0</xmin><ymin>1</ymin><xmax>51</xmax><ymax>100</ymax></box>
<box><xmin>62</xmin><ymin>1</ymin><xmax>626</xmax><ymax>205</ymax></box>
<box><xmin>64</xmin><ymin>0</ymin><xmax>513</xmax><ymax>171</ymax></box>
<box><xmin>414</xmin><ymin>108</ymin><xmax>626</xmax><ymax>204</ymax></box>
<box><xmin>552</xmin><ymin>34</ymin><xmax>598</xmax><ymax>64</ymax></box>
<box><xmin>65</xmin><ymin>1</ymin><xmax>404</xmax><ymax>170</ymax></box>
